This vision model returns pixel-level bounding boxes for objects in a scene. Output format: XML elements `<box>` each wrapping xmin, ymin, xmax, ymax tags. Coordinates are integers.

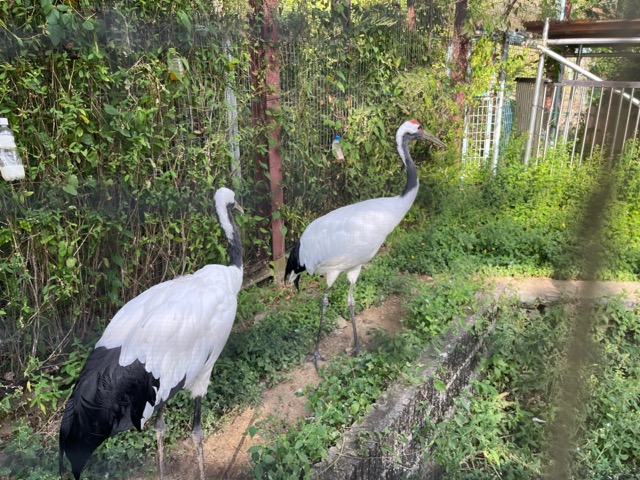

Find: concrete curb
<box><xmin>312</xmin><ymin>299</ymin><xmax>499</xmax><ymax>480</ymax></box>
<box><xmin>311</xmin><ymin>280</ymin><xmax>640</xmax><ymax>480</ymax></box>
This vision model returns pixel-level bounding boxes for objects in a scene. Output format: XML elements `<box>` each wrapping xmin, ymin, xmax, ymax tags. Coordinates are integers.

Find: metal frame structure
<box><xmin>523</xmin><ymin>18</ymin><xmax>640</xmax><ymax>165</ymax></box>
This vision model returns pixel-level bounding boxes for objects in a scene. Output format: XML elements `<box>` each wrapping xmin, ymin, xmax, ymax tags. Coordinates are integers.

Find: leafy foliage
<box><xmin>1</xmin><ymin>1</ymin><xmax>639</xmax><ymax>479</ymax></box>
<box><xmin>386</xmin><ymin>140</ymin><xmax>640</xmax><ymax>281</ymax></box>
<box><xmin>432</xmin><ymin>300</ymin><xmax>640</xmax><ymax>478</ymax></box>
<box><xmin>248</xmin><ymin>269</ymin><xmax>481</xmax><ymax>478</ymax></box>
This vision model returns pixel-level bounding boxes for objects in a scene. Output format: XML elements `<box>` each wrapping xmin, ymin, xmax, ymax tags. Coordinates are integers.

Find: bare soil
<box><xmin>159</xmin><ymin>294</ymin><xmax>408</xmax><ymax>480</ymax></box>
<box><xmin>489</xmin><ymin>276</ymin><xmax>640</xmax><ymax>304</ymax></box>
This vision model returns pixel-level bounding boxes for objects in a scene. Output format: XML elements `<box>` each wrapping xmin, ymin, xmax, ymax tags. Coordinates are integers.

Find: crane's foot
<box><xmin>305</xmin><ymin>350</ymin><xmax>326</xmax><ymax>371</ymax></box>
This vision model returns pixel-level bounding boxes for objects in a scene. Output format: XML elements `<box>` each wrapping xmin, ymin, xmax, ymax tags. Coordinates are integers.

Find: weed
<box><xmin>431</xmin><ymin>300</ymin><xmax>640</xmax><ymax>478</ymax></box>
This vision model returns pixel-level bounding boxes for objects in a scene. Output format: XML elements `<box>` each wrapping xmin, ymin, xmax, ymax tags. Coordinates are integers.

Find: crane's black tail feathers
<box><xmin>59</xmin><ymin>346</ymin><xmax>160</xmax><ymax>479</ymax></box>
<box><xmin>284</xmin><ymin>241</ymin><xmax>306</xmax><ymax>291</ymax></box>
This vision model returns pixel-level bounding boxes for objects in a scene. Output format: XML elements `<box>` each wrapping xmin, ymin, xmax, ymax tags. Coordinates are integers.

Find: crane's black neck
<box><xmin>225</xmin><ymin>204</ymin><xmax>243</xmax><ymax>269</ymax></box>
<box><xmin>400</xmin><ymin>136</ymin><xmax>418</xmax><ymax>198</ymax></box>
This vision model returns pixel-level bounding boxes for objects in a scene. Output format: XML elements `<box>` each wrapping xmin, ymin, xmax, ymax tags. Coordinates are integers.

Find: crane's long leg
<box><xmin>347</xmin><ymin>280</ymin><xmax>360</xmax><ymax>356</ymax></box>
<box><xmin>306</xmin><ymin>288</ymin><xmax>329</xmax><ymax>370</ymax></box>
<box><xmin>155</xmin><ymin>405</ymin><xmax>166</xmax><ymax>480</ymax></box>
<box><xmin>192</xmin><ymin>397</ymin><xmax>205</xmax><ymax>480</ymax></box>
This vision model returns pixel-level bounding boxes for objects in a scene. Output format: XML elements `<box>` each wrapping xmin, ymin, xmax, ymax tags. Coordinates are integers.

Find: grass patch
<box><xmin>388</xmin><ymin>143</ymin><xmax>640</xmax><ymax>281</ymax></box>
<box><xmin>0</xmin><ymin>256</ymin><xmax>411</xmax><ymax>479</ymax></box>
<box><xmin>2</xmin><ymin>142</ymin><xmax>639</xmax><ymax>478</ymax></box>
<box><xmin>247</xmin><ymin>271</ymin><xmax>482</xmax><ymax>478</ymax></box>
<box><xmin>431</xmin><ymin>299</ymin><xmax>640</xmax><ymax>479</ymax></box>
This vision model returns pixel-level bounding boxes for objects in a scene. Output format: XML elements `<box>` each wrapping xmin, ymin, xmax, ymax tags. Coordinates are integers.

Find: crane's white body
<box><xmin>60</xmin><ymin>187</ymin><xmax>243</xmax><ymax>480</ymax></box>
<box><xmin>299</xmin><ymin>189</ymin><xmax>417</xmax><ymax>286</ymax></box>
<box><xmin>285</xmin><ymin>120</ymin><xmax>443</xmax><ymax>367</ymax></box>
<box><xmin>96</xmin><ymin>263</ymin><xmax>242</xmax><ymax>427</ymax></box>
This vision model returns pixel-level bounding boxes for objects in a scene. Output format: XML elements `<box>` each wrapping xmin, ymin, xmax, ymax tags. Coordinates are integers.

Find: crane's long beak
<box><xmin>420</xmin><ymin>130</ymin><xmax>446</xmax><ymax>149</ymax></box>
<box><xmin>233</xmin><ymin>202</ymin><xmax>244</xmax><ymax>215</ymax></box>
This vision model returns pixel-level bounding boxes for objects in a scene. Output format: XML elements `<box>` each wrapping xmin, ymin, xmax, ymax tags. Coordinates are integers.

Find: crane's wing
<box><xmin>96</xmin><ymin>264</ymin><xmax>242</xmax><ymax>403</ymax></box>
<box><xmin>299</xmin><ymin>197</ymin><xmax>405</xmax><ymax>274</ymax></box>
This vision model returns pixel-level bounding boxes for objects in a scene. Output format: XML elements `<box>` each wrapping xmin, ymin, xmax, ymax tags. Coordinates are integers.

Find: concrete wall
<box><xmin>312</xmin><ymin>301</ymin><xmax>499</xmax><ymax>480</ymax></box>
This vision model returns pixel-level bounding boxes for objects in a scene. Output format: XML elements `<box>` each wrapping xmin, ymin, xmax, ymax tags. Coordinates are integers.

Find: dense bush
<box><xmin>0</xmin><ymin>0</ymin><xmax>453</xmax><ymax>380</ymax></box>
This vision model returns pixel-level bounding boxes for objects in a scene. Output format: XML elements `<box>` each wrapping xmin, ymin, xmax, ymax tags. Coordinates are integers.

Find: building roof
<box><xmin>523</xmin><ymin>18</ymin><xmax>640</xmax><ymax>40</ymax></box>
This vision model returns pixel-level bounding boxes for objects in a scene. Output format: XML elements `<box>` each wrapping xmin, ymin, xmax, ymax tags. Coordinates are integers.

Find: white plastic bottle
<box><xmin>331</xmin><ymin>135</ymin><xmax>344</xmax><ymax>161</ymax></box>
<box><xmin>0</xmin><ymin>118</ymin><xmax>25</xmax><ymax>181</ymax></box>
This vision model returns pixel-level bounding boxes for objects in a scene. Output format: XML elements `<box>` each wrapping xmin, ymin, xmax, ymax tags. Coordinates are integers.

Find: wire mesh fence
<box><xmin>462</xmin><ymin>94</ymin><xmax>514</xmax><ymax>167</ymax></box>
<box><xmin>277</xmin><ymin>11</ymin><xmax>444</xmax><ymax>148</ymax></box>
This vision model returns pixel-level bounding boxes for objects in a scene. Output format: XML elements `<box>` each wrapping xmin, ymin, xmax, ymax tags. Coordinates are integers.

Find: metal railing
<box><xmin>524</xmin><ymin>18</ymin><xmax>640</xmax><ymax>165</ymax></box>
<box><xmin>531</xmin><ymin>80</ymin><xmax>640</xmax><ymax>165</ymax></box>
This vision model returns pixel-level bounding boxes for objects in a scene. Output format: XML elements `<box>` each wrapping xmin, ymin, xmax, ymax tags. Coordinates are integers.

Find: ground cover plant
<box><xmin>2</xmin><ymin>138</ymin><xmax>639</xmax><ymax>478</ymax></box>
<box><xmin>247</xmin><ymin>270</ymin><xmax>481</xmax><ymax>479</ymax></box>
<box><xmin>431</xmin><ymin>298</ymin><xmax>640</xmax><ymax>479</ymax></box>
<box><xmin>244</xmin><ymin>140</ymin><xmax>640</xmax><ymax>478</ymax></box>
<box><xmin>386</xmin><ymin>140</ymin><xmax>640</xmax><ymax>282</ymax></box>
<box><xmin>0</xmin><ymin>256</ymin><xmax>418</xmax><ymax>479</ymax></box>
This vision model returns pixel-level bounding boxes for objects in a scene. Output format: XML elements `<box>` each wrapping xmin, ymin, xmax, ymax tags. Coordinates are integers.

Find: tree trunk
<box><xmin>407</xmin><ymin>0</ymin><xmax>416</xmax><ymax>31</ymax></box>
<box><xmin>450</xmin><ymin>0</ymin><xmax>470</xmax><ymax>109</ymax></box>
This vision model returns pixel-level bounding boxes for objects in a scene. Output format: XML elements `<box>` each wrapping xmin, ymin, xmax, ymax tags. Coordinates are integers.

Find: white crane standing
<box><xmin>285</xmin><ymin>120</ymin><xmax>444</xmax><ymax>368</ymax></box>
<box><xmin>59</xmin><ymin>187</ymin><xmax>243</xmax><ymax>480</ymax></box>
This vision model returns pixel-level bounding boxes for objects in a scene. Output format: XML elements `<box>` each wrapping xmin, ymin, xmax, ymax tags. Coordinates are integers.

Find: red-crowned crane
<box><xmin>59</xmin><ymin>187</ymin><xmax>243</xmax><ymax>480</ymax></box>
<box><xmin>285</xmin><ymin>120</ymin><xmax>444</xmax><ymax>369</ymax></box>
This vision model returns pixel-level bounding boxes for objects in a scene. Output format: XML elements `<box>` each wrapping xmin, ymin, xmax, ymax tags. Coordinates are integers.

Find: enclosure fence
<box><xmin>462</xmin><ymin>94</ymin><xmax>513</xmax><ymax>167</ymax></box>
<box><xmin>529</xmin><ymin>80</ymin><xmax>640</xmax><ymax>165</ymax></box>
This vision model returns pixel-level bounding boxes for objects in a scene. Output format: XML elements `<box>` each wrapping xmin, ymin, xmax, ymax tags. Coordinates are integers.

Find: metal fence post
<box><xmin>524</xmin><ymin>17</ymin><xmax>549</xmax><ymax>166</ymax></box>
<box><xmin>491</xmin><ymin>33</ymin><xmax>509</xmax><ymax>172</ymax></box>
<box><xmin>249</xmin><ymin>0</ymin><xmax>286</xmax><ymax>279</ymax></box>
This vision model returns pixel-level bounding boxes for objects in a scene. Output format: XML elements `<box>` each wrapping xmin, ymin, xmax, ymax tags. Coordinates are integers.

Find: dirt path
<box><xmin>161</xmin><ymin>295</ymin><xmax>407</xmax><ymax>480</ymax></box>
<box><xmin>490</xmin><ymin>276</ymin><xmax>640</xmax><ymax>304</ymax></box>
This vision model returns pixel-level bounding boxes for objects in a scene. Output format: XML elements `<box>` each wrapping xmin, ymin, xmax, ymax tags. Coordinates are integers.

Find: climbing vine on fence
<box><xmin>0</xmin><ymin>1</ymin><xmax>266</xmax><ymax>377</ymax></box>
<box><xmin>1</xmin><ymin>0</ymin><xmax>455</xmax><ymax>379</ymax></box>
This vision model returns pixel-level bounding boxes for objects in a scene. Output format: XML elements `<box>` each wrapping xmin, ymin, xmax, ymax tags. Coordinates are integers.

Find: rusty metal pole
<box><xmin>264</xmin><ymin>0</ymin><xmax>285</xmax><ymax>281</ymax></box>
<box><xmin>249</xmin><ymin>0</ymin><xmax>285</xmax><ymax>281</ymax></box>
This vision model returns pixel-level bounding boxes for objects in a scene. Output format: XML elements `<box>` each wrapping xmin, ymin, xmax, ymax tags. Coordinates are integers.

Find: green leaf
<box><xmin>46</xmin><ymin>23</ymin><xmax>63</xmax><ymax>46</ymax></box>
<box><xmin>434</xmin><ymin>379</ymin><xmax>446</xmax><ymax>392</ymax></box>
<box><xmin>81</xmin><ymin>19</ymin><xmax>94</xmax><ymax>31</ymax></box>
<box><xmin>62</xmin><ymin>184</ymin><xmax>78</xmax><ymax>195</ymax></box>
<box><xmin>40</xmin><ymin>0</ymin><xmax>53</xmax><ymax>14</ymax></box>
<box><xmin>104</xmin><ymin>104</ymin><xmax>119</xmax><ymax>116</ymax></box>
<box><xmin>177</xmin><ymin>10</ymin><xmax>192</xmax><ymax>32</ymax></box>
<box><xmin>80</xmin><ymin>133</ymin><xmax>94</xmax><ymax>146</ymax></box>
<box><xmin>62</xmin><ymin>175</ymin><xmax>79</xmax><ymax>196</ymax></box>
